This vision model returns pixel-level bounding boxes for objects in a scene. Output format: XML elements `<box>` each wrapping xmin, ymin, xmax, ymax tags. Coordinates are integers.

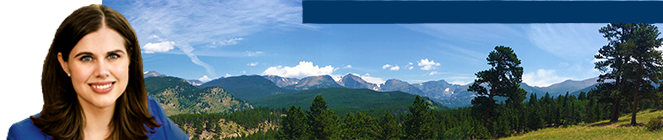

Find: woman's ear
<box><xmin>57</xmin><ymin>52</ymin><xmax>70</xmax><ymax>76</ymax></box>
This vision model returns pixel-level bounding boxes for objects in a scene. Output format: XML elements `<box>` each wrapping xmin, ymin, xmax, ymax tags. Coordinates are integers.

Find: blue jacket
<box><xmin>7</xmin><ymin>96</ymin><xmax>189</xmax><ymax>140</ymax></box>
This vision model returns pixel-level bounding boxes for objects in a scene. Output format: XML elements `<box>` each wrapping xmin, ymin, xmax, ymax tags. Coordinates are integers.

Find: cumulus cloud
<box><xmin>346</xmin><ymin>65</ymin><xmax>352</xmax><ymax>68</ymax></box>
<box><xmin>359</xmin><ymin>73</ymin><xmax>386</xmax><ymax>85</ymax></box>
<box><xmin>143</xmin><ymin>41</ymin><xmax>175</xmax><ymax>53</ymax></box>
<box><xmin>225</xmin><ymin>73</ymin><xmax>232</xmax><ymax>77</ymax></box>
<box><xmin>198</xmin><ymin>75</ymin><xmax>213</xmax><ymax>83</ymax></box>
<box><xmin>418</xmin><ymin>58</ymin><xmax>440</xmax><ymax>70</ymax></box>
<box><xmin>212</xmin><ymin>38</ymin><xmax>244</xmax><ymax>48</ymax></box>
<box><xmin>390</xmin><ymin>65</ymin><xmax>400</xmax><ymax>71</ymax></box>
<box><xmin>248</xmin><ymin>62</ymin><xmax>258</xmax><ymax>66</ymax></box>
<box><xmin>382</xmin><ymin>64</ymin><xmax>400</xmax><ymax>71</ymax></box>
<box><xmin>429</xmin><ymin>71</ymin><xmax>437</xmax><ymax>75</ymax></box>
<box><xmin>262</xmin><ymin>61</ymin><xmax>335</xmax><ymax>78</ymax></box>
<box><xmin>523</xmin><ymin>69</ymin><xmax>572</xmax><ymax>87</ymax></box>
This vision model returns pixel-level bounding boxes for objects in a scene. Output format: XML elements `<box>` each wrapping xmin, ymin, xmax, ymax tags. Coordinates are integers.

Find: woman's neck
<box><xmin>78</xmin><ymin>97</ymin><xmax>116</xmax><ymax>140</ymax></box>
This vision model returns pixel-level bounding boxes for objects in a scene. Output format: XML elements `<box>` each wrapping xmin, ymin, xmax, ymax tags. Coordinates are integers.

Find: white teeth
<box><xmin>91</xmin><ymin>83</ymin><xmax>112</xmax><ymax>89</ymax></box>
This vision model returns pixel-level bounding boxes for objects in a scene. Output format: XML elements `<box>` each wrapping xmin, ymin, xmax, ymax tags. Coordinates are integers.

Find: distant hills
<box><xmin>144</xmin><ymin>71</ymin><xmax>606</xmax><ymax>108</ymax></box>
<box><xmin>198</xmin><ymin>75</ymin><xmax>295</xmax><ymax>101</ymax></box>
<box><xmin>250</xmin><ymin>88</ymin><xmax>448</xmax><ymax>116</ymax></box>
<box><xmin>144</xmin><ymin>76</ymin><xmax>253</xmax><ymax>116</ymax></box>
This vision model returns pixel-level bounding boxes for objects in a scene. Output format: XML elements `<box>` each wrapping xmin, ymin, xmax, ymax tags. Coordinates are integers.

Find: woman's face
<box><xmin>58</xmin><ymin>26</ymin><xmax>130</xmax><ymax>109</ymax></box>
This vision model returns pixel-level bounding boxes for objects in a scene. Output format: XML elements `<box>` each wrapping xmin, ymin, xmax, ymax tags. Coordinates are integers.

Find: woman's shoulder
<box><xmin>145</xmin><ymin>96</ymin><xmax>189</xmax><ymax>140</ymax></box>
<box><xmin>8</xmin><ymin>114</ymin><xmax>50</xmax><ymax>140</ymax></box>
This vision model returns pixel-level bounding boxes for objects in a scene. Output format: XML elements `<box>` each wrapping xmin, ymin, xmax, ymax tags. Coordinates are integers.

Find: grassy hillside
<box><xmin>145</xmin><ymin>76</ymin><xmax>253</xmax><ymax>116</ymax></box>
<box><xmin>250</xmin><ymin>87</ymin><xmax>449</xmax><ymax>116</ymax></box>
<box><xmin>503</xmin><ymin>109</ymin><xmax>663</xmax><ymax>139</ymax></box>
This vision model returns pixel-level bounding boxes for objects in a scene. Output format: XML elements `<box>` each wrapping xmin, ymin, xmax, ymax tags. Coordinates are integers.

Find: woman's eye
<box><xmin>80</xmin><ymin>56</ymin><xmax>92</xmax><ymax>62</ymax></box>
<box><xmin>108</xmin><ymin>54</ymin><xmax>119</xmax><ymax>59</ymax></box>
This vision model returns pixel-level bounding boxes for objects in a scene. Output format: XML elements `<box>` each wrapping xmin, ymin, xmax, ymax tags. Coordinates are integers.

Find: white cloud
<box><xmin>198</xmin><ymin>75</ymin><xmax>213</xmax><ymax>83</ymax></box>
<box><xmin>408</xmin><ymin>66</ymin><xmax>413</xmax><ymax>70</ymax></box>
<box><xmin>225</xmin><ymin>73</ymin><xmax>232</xmax><ymax>77</ymax></box>
<box><xmin>418</xmin><ymin>58</ymin><xmax>440</xmax><ymax>70</ymax></box>
<box><xmin>241</xmin><ymin>70</ymin><xmax>246</xmax><ymax>74</ymax></box>
<box><xmin>143</xmin><ymin>41</ymin><xmax>175</xmax><ymax>53</ymax></box>
<box><xmin>246</xmin><ymin>51</ymin><xmax>263</xmax><ymax>56</ymax></box>
<box><xmin>390</xmin><ymin>65</ymin><xmax>400</xmax><ymax>71</ymax></box>
<box><xmin>262</xmin><ymin>61</ymin><xmax>335</xmax><ymax>78</ymax></box>
<box><xmin>523</xmin><ymin>69</ymin><xmax>572</xmax><ymax>87</ymax></box>
<box><xmin>212</xmin><ymin>38</ymin><xmax>244</xmax><ymax>48</ymax></box>
<box><xmin>451</xmin><ymin>80</ymin><xmax>472</xmax><ymax>85</ymax></box>
<box><xmin>346</xmin><ymin>65</ymin><xmax>352</xmax><ymax>68</ymax></box>
<box><xmin>248</xmin><ymin>62</ymin><xmax>258</xmax><ymax>66</ymax></box>
<box><xmin>382</xmin><ymin>64</ymin><xmax>401</xmax><ymax>71</ymax></box>
<box><xmin>360</xmin><ymin>73</ymin><xmax>386</xmax><ymax>85</ymax></box>
<box><xmin>429</xmin><ymin>71</ymin><xmax>437</xmax><ymax>75</ymax></box>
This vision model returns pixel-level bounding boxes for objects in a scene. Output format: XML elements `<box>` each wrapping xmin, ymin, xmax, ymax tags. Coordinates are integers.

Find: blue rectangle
<box><xmin>303</xmin><ymin>1</ymin><xmax>663</xmax><ymax>23</ymax></box>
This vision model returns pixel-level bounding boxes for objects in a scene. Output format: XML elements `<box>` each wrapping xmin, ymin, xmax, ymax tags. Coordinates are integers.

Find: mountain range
<box><xmin>145</xmin><ymin>71</ymin><xmax>606</xmax><ymax>108</ymax></box>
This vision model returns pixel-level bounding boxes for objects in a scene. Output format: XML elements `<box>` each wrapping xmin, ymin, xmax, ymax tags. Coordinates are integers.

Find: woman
<box><xmin>7</xmin><ymin>4</ymin><xmax>187</xmax><ymax>140</ymax></box>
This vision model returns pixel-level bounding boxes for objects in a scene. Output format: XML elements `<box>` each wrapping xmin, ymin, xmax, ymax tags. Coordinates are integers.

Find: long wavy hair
<box><xmin>30</xmin><ymin>4</ymin><xmax>160</xmax><ymax>140</ymax></box>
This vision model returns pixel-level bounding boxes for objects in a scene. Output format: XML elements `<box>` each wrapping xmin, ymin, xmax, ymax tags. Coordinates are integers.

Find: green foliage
<box><xmin>377</xmin><ymin>112</ymin><xmax>401</xmax><ymax>140</ymax></box>
<box><xmin>306</xmin><ymin>95</ymin><xmax>340</xmax><ymax>139</ymax></box>
<box><xmin>278</xmin><ymin>106</ymin><xmax>309</xmax><ymax>139</ymax></box>
<box><xmin>468</xmin><ymin>46</ymin><xmax>525</xmax><ymax>126</ymax></box>
<box><xmin>403</xmin><ymin>95</ymin><xmax>435</xmax><ymax>139</ymax></box>
<box><xmin>168</xmin><ymin>107</ymin><xmax>284</xmax><ymax>139</ymax></box>
<box><xmin>646</xmin><ymin>116</ymin><xmax>663</xmax><ymax>131</ymax></box>
<box><xmin>598</xmin><ymin>23</ymin><xmax>663</xmax><ymax>125</ymax></box>
<box><xmin>251</xmin><ymin>88</ymin><xmax>449</xmax><ymax>117</ymax></box>
<box><xmin>442</xmin><ymin>119</ymin><xmax>490</xmax><ymax>139</ymax></box>
<box><xmin>341</xmin><ymin>112</ymin><xmax>378</xmax><ymax>139</ymax></box>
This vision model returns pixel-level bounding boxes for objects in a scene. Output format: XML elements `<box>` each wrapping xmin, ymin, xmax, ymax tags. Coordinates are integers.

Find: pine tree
<box><xmin>306</xmin><ymin>95</ymin><xmax>340</xmax><ymax>139</ymax></box>
<box><xmin>468</xmin><ymin>46</ymin><xmax>525</xmax><ymax>126</ymax></box>
<box><xmin>277</xmin><ymin>106</ymin><xmax>309</xmax><ymax>139</ymax></box>
<box><xmin>377</xmin><ymin>112</ymin><xmax>401</xmax><ymax>140</ymax></box>
<box><xmin>341</xmin><ymin>112</ymin><xmax>377</xmax><ymax>139</ymax></box>
<box><xmin>315</xmin><ymin>109</ymin><xmax>340</xmax><ymax>139</ymax></box>
<box><xmin>619</xmin><ymin>23</ymin><xmax>663</xmax><ymax>125</ymax></box>
<box><xmin>403</xmin><ymin>95</ymin><xmax>434</xmax><ymax>139</ymax></box>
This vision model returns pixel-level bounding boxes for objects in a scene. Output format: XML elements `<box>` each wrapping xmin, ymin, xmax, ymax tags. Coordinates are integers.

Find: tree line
<box><xmin>275</xmin><ymin>23</ymin><xmax>663</xmax><ymax>139</ymax></box>
<box><xmin>172</xmin><ymin>23</ymin><xmax>663</xmax><ymax>139</ymax></box>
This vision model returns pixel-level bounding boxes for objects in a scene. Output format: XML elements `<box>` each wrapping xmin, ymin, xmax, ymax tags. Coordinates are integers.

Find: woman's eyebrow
<box><xmin>107</xmin><ymin>49</ymin><xmax>126</xmax><ymax>55</ymax></box>
<box><xmin>73</xmin><ymin>52</ymin><xmax>93</xmax><ymax>58</ymax></box>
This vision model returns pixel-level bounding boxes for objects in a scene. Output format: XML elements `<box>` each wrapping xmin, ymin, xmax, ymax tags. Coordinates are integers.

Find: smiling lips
<box><xmin>89</xmin><ymin>81</ymin><xmax>115</xmax><ymax>94</ymax></box>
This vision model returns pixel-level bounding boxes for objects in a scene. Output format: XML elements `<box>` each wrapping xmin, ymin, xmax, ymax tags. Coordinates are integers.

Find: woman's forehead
<box><xmin>70</xmin><ymin>27</ymin><xmax>126</xmax><ymax>56</ymax></box>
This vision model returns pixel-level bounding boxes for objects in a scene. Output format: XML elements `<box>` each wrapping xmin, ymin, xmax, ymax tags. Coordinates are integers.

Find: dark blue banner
<box><xmin>303</xmin><ymin>1</ymin><xmax>663</xmax><ymax>23</ymax></box>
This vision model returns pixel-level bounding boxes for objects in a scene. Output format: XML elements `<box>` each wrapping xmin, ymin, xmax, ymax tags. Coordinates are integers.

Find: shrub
<box><xmin>645</xmin><ymin>116</ymin><xmax>663</xmax><ymax>131</ymax></box>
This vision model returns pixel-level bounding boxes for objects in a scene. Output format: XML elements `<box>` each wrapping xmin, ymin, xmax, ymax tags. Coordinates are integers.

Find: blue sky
<box><xmin>105</xmin><ymin>0</ymin><xmax>662</xmax><ymax>87</ymax></box>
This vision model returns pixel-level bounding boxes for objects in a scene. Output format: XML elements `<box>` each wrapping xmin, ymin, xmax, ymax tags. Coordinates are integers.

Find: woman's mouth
<box><xmin>89</xmin><ymin>81</ymin><xmax>115</xmax><ymax>94</ymax></box>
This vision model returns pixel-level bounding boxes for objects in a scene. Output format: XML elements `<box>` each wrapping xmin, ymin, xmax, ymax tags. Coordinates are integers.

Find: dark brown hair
<box><xmin>30</xmin><ymin>4</ymin><xmax>160</xmax><ymax>140</ymax></box>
